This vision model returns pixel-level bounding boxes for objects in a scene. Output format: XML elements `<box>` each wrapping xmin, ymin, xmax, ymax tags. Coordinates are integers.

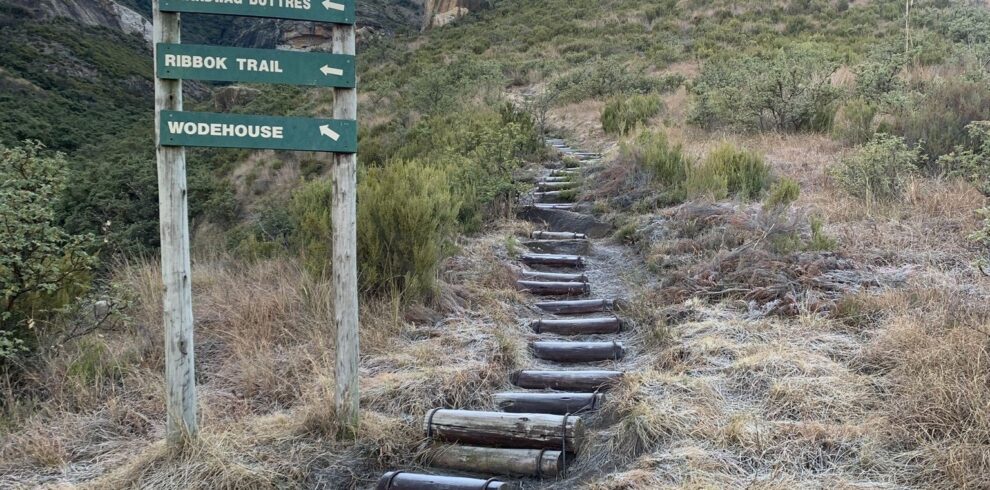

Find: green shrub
<box><xmin>887</xmin><ymin>76</ymin><xmax>990</xmax><ymax>165</ymax></box>
<box><xmin>690</xmin><ymin>45</ymin><xmax>841</xmax><ymax>132</ymax></box>
<box><xmin>764</xmin><ymin>177</ymin><xmax>801</xmax><ymax>209</ymax></box>
<box><xmin>807</xmin><ymin>217</ymin><xmax>838</xmax><ymax>251</ymax></box>
<box><xmin>551</xmin><ymin>60</ymin><xmax>683</xmax><ymax>104</ymax></box>
<box><xmin>601</xmin><ymin>94</ymin><xmax>664</xmax><ymax>135</ymax></box>
<box><xmin>357</xmin><ymin>160</ymin><xmax>461</xmax><ymax>301</ymax></box>
<box><xmin>690</xmin><ymin>144</ymin><xmax>770</xmax><ymax>201</ymax></box>
<box><xmin>288</xmin><ymin>179</ymin><xmax>334</xmax><ymax>277</ymax></box>
<box><xmin>972</xmin><ymin>207</ymin><xmax>990</xmax><ymax>272</ymax></box>
<box><xmin>833</xmin><ymin>133</ymin><xmax>921</xmax><ymax>203</ymax></box>
<box><xmin>620</xmin><ymin>131</ymin><xmax>691</xmax><ymax>189</ymax></box>
<box><xmin>832</xmin><ymin>98</ymin><xmax>878</xmax><ymax>145</ymax></box>
<box><xmin>684</xmin><ymin>160</ymin><xmax>729</xmax><ymax>201</ymax></box>
<box><xmin>937</xmin><ymin>121</ymin><xmax>990</xmax><ymax>195</ymax></box>
<box><xmin>1</xmin><ymin>142</ymin><xmax>98</xmax><ymax>356</ymax></box>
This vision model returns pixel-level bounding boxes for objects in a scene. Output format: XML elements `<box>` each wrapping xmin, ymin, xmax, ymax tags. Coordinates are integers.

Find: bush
<box><xmin>764</xmin><ymin>177</ymin><xmax>801</xmax><ymax>209</ymax></box>
<box><xmin>551</xmin><ymin>60</ymin><xmax>684</xmax><ymax>104</ymax></box>
<box><xmin>1</xmin><ymin>142</ymin><xmax>98</xmax><ymax>356</ymax></box>
<box><xmin>690</xmin><ymin>45</ymin><xmax>841</xmax><ymax>132</ymax></box>
<box><xmin>887</xmin><ymin>76</ymin><xmax>990</xmax><ymax>165</ymax></box>
<box><xmin>832</xmin><ymin>98</ymin><xmax>878</xmax><ymax>145</ymax></box>
<box><xmin>357</xmin><ymin>160</ymin><xmax>461</xmax><ymax>301</ymax></box>
<box><xmin>973</xmin><ymin>208</ymin><xmax>990</xmax><ymax>272</ymax></box>
<box><xmin>601</xmin><ymin>94</ymin><xmax>664</xmax><ymax>135</ymax></box>
<box><xmin>684</xmin><ymin>160</ymin><xmax>729</xmax><ymax>201</ymax></box>
<box><xmin>938</xmin><ymin>121</ymin><xmax>990</xmax><ymax>196</ymax></box>
<box><xmin>833</xmin><ymin>134</ymin><xmax>921</xmax><ymax>203</ymax></box>
<box><xmin>685</xmin><ymin>144</ymin><xmax>770</xmax><ymax>201</ymax></box>
<box><xmin>620</xmin><ymin>131</ymin><xmax>691</xmax><ymax>189</ymax></box>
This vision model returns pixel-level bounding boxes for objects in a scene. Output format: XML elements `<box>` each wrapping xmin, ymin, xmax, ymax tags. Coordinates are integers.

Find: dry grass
<box><xmin>573</xmin><ymin>121</ymin><xmax>990</xmax><ymax>488</ymax></box>
<box><xmin>0</xmin><ymin>226</ymin><xmax>526</xmax><ymax>488</ymax></box>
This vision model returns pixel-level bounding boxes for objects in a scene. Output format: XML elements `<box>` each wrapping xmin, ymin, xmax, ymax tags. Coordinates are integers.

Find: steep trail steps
<box><xmin>378</xmin><ymin>137</ymin><xmax>631</xmax><ymax>486</ymax></box>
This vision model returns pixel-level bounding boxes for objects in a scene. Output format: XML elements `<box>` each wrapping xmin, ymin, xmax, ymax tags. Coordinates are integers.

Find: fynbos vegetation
<box><xmin>3</xmin><ymin>0</ymin><xmax>990</xmax><ymax>488</ymax></box>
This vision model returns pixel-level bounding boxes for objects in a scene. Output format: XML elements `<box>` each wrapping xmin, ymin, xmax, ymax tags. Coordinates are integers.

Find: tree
<box><xmin>1</xmin><ymin>142</ymin><xmax>98</xmax><ymax>355</ymax></box>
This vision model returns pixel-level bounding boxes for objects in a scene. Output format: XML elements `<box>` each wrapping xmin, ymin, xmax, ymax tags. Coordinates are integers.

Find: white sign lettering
<box><xmin>167</xmin><ymin>121</ymin><xmax>285</xmax><ymax>139</ymax></box>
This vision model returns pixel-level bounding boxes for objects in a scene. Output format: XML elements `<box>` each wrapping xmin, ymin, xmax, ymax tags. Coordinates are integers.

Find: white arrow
<box><xmin>322</xmin><ymin>0</ymin><xmax>345</xmax><ymax>11</ymax></box>
<box><xmin>320</xmin><ymin>125</ymin><xmax>340</xmax><ymax>141</ymax></box>
<box><xmin>320</xmin><ymin>65</ymin><xmax>344</xmax><ymax>77</ymax></box>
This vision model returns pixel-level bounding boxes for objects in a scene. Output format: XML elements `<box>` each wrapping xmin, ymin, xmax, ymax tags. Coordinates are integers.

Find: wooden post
<box><xmin>332</xmin><ymin>22</ymin><xmax>360</xmax><ymax>438</ymax></box>
<box><xmin>153</xmin><ymin>1</ymin><xmax>198</xmax><ymax>449</ymax></box>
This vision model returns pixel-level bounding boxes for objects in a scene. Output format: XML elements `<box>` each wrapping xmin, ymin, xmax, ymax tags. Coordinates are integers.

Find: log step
<box><xmin>540</xmin><ymin>176</ymin><xmax>573</xmax><ymax>183</ymax></box>
<box><xmin>532</xmin><ymin>203</ymin><xmax>576</xmax><ymax>210</ymax></box>
<box><xmin>495</xmin><ymin>392</ymin><xmax>605</xmax><ymax>415</ymax></box>
<box><xmin>532</xmin><ymin>341</ymin><xmax>625</xmax><ymax>362</ymax></box>
<box><xmin>534</xmin><ymin>191</ymin><xmax>574</xmax><ymax>203</ymax></box>
<box><xmin>424</xmin><ymin>409</ymin><xmax>585</xmax><ymax>452</ymax></box>
<box><xmin>537</xmin><ymin>181</ymin><xmax>578</xmax><ymax>191</ymax></box>
<box><xmin>511</xmin><ymin>370</ymin><xmax>624</xmax><ymax>391</ymax></box>
<box><xmin>532</xmin><ymin>231</ymin><xmax>587</xmax><ymax>240</ymax></box>
<box><xmin>520</xmin><ymin>271</ymin><xmax>588</xmax><ymax>283</ymax></box>
<box><xmin>376</xmin><ymin>471</ymin><xmax>513</xmax><ymax>490</ymax></box>
<box><xmin>549</xmin><ymin>169</ymin><xmax>579</xmax><ymax>177</ymax></box>
<box><xmin>523</xmin><ymin>239</ymin><xmax>590</xmax><ymax>255</ymax></box>
<box><xmin>535</xmin><ymin>299</ymin><xmax>617</xmax><ymax>314</ymax></box>
<box><xmin>531</xmin><ymin>316</ymin><xmax>623</xmax><ymax>335</ymax></box>
<box><xmin>517</xmin><ymin>281</ymin><xmax>589</xmax><ymax>296</ymax></box>
<box><xmin>424</xmin><ymin>445</ymin><xmax>566</xmax><ymax>478</ymax></box>
<box><xmin>520</xmin><ymin>253</ymin><xmax>584</xmax><ymax>267</ymax></box>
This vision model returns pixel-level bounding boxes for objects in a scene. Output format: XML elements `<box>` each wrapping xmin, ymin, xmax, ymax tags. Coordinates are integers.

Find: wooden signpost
<box><xmin>152</xmin><ymin>0</ymin><xmax>358</xmax><ymax>448</ymax></box>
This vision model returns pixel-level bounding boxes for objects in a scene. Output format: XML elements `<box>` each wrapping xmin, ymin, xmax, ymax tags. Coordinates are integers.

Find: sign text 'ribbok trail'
<box><xmin>157</xmin><ymin>44</ymin><xmax>355</xmax><ymax>87</ymax></box>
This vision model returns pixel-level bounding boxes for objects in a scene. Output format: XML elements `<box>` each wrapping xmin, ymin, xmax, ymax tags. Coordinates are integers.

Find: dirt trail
<box><xmin>374</xmin><ymin>139</ymin><xmax>655</xmax><ymax>489</ymax></box>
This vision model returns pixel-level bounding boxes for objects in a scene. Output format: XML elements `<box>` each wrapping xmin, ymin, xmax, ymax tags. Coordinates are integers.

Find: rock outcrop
<box><xmin>423</xmin><ymin>0</ymin><xmax>490</xmax><ymax>29</ymax></box>
<box><xmin>8</xmin><ymin>0</ymin><xmax>152</xmax><ymax>42</ymax></box>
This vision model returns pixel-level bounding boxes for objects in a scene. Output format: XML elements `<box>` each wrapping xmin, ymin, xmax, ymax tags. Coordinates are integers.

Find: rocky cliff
<box><xmin>6</xmin><ymin>0</ymin><xmax>152</xmax><ymax>42</ymax></box>
<box><xmin>424</xmin><ymin>0</ymin><xmax>490</xmax><ymax>29</ymax></box>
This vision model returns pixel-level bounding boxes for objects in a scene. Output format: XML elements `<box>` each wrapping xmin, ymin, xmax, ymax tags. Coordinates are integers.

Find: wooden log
<box><xmin>523</xmin><ymin>239</ymin><xmax>590</xmax><ymax>255</ymax></box>
<box><xmin>535</xmin><ymin>299</ymin><xmax>615</xmax><ymax>314</ymax></box>
<box><xmin>425</xmin><ymin>445</ymin><xmax>564</xmax><ymax>478</ymax></box>
<box><xmin>376</xmin><ymin>471</ymin><xmax>514</xmax><ymax>490</ymax></box>
<box><xmin>534</xmin><ymin>191</ymin><xmax>574</xmax><ymax>203</ymax></box>
<box><xmin>511</xmin><ymin>370</ymin><xmax>624</xmax><ymax>391</ymax></box>
<box><xmin>531</xmin><ymin>317</ymin><xmax>622</xmax><ymax>335</ymax></box>
<box><xmin>532</xmin><ymin>341</ymin><xmax>625</xmax><ymax>362</ymax></box>
<box><xmin>532</xmin><ymin>231</ymin><xmax>587</xmax><ymax>240</ymax></box>
<box><xmin>549</xmin><ymin>169</ymin><xmax>579</xmax><ymax>177</ymax></box>
<box><xmin>537</xmin><ymin>181</ymin><xmax>578</xmax><ymax>191</ymax></box>
<box><xmin>520</xmin><ymin>271</ymin><xmax>588</xmax><ymax>283</ymax></box>
<box><xmin>517</xmin><ymin>281</ymin><xmax>590</xmax><ymax>296</ymax></box>
<box><xmin>424</xmin><ymin>410</ymin><xmax>585</xmax><ymax>452</ymax></box>
<box><xmin>532</xmin><ymin>203</ymin><xmax>576</xmax><ymax>210</ymax></box>
<box><xmin>540</xmin><ymin>176</ymin><xmax>573</xmax><ymax>183</ymax></box>
<box><xmin>494</xmin><ymin>392</ymin><xmax>605</xmax><ymax>415</ymax></box>
<box><xmin>521</xmin><ymin>253</ymin><xmax>584</xmax><ymax>267</ymax></box>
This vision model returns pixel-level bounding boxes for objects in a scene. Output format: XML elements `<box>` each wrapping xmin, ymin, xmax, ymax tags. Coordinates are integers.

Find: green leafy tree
<box><xmin>1</xmin><ymin>142</ymin><xmax>98</xmax><ymax>355</ymax></box>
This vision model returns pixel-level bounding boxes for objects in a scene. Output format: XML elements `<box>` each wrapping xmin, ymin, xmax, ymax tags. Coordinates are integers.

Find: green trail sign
<box><xmin>159</xmin><ymin>0</ymin><xmax>355</xmax><ymax>23</ymax></box>
<box><xmin>157</xmin><ymin>44</ymin><xmax>355</xmax><ymax>87</ymax></box>
<box><xmin>159</xmin><ymin>110</ymin><xmax>357</xmax><ymax>153</ymax></box>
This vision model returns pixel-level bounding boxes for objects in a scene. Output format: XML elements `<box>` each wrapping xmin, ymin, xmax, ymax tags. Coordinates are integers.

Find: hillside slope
<box><xmin>2</xmin><ymin>0</ymin><xmax>989</xmax><ymax>489</ymax></box>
